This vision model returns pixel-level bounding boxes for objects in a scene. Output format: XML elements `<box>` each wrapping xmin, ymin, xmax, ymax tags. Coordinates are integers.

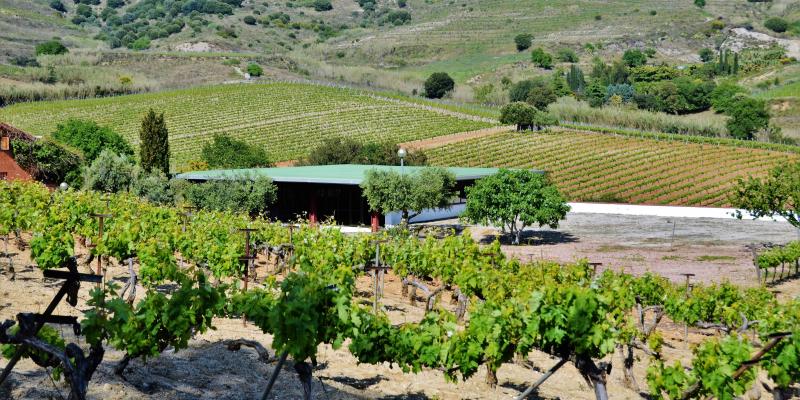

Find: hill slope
<box><xmin>427</xmin><ymin>129</ymin><xmax>798</xmax><ymax>207</ymax></box>
<box><xmin>0</xmin><ymin>82</ymin><xmax>494</xmax><ymax>170</ymax></box>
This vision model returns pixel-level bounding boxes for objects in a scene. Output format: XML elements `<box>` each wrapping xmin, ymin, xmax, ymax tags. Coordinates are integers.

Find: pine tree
<box><xmin>139</xmin><ymin>109</ymin><xmax>170</xmax><ymax>175</ymax></box>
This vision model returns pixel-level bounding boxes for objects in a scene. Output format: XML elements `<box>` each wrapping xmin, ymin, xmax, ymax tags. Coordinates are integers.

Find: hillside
<box><xmin>427</xmin><ymin>128</ymin><xmax>798</xmax><ymax>207</ymax></box>
<box><xmin>0</xmin><ymin>82</ymin><xmax>494</xmax><ymax>170</ymax></box>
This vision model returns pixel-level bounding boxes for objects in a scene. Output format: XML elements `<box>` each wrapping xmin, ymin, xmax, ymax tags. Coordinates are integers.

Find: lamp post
<box><xmin>397</xmin><ymin>148</ymin><xmax>406</xmax><ymax>174</ymax></box>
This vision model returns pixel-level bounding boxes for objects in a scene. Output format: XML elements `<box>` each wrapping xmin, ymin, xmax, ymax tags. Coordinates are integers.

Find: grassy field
<box><xmin>0</xmin><ymin>82</ymin><xmax>494</xmax><ymax>170</ymax></box>
<box><xmin>427</xmin><ymin>129</ymin><xmax>797</xmax><ymax>207</ymax></box>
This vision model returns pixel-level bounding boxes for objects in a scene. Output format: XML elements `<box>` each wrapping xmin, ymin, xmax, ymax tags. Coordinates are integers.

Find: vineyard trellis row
<box><xmin>427</xmin><ymin>130</ymin><xmax>798</xmax><ymax>207</ymax></box>
<box><xmin>0</xmin><ymin>181</ymin><xmax>798</xmax><ymax>400</ymax></box>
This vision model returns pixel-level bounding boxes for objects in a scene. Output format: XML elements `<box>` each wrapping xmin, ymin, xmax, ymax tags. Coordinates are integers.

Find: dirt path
<box><xmin>400</xmin><ymin>125</ymin><xmax>514</xmax><ymax>150</ymax></box>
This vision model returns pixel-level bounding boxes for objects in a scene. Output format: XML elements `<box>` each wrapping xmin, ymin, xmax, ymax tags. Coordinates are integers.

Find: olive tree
<box><xmin>500</xmin><ymin>102</ymin><xmax>558</xmax><ymax>131</ymax></box>
<box><xmin>360</xmin><ymin>167</ymin><xmax>457</xmax><ymax>228</ymax></box>
<box><xmin>462</xmin><ymin>169</ymin><xmax>570</xmax><ymax>245</ymax></box>
<box><xmin>732</xmin><ymin>161</ymin><xmax>800</xmax><ymax>228</ymax></box>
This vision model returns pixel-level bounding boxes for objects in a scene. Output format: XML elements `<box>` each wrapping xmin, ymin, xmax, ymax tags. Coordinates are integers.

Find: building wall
<box><xmin>0</xmin><ymin>149</ymin><xmax>33</xmax><ymax>181</ymax></box>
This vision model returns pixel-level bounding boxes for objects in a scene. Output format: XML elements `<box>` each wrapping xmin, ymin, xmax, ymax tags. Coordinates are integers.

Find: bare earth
<box><xmin>1</xmin><ymin>212</ymin><xmax>799</xmax><ymax>399</ymax></box>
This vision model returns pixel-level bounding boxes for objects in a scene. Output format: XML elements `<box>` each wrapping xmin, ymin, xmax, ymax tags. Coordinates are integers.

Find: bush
<box><xmin>423</xmin><ymin>72</ymin><xmax>455</xmax><ymax>99</ymax></box>
<box><xmin>35</xmin><ymin>40</ymin><xmax>68</xmax><ymax>56</ymax></box>
<box><xmin>585</xmin><ymin>80</ymin><xmax>606</xmax><ymax>108</ymax></box>
<box><xmin>556</xmin><ymin>48</ymin><xmax>578</xmax><ymax>63</ymax></box>
<box><xmin>49</xmin><ymin>0</ymin><xmax>66</xmax><ymax>12</ymax></box>
<box><xmin>10</xmin><ymin>139</ymin><xmax>82</xmax><ymax>185</ymax></box>
<box><xmin>384</xmin><ymin>10</ymin><xmax>411</xmax><ymax>25</ymax></box>
<box><xmin>82</xmin><ymin>149</ymin><xmax>134</xmax><ymax>193</ymax></box>
<box><xmin>76</xmin><ymin>4</ymin><xmax>93</xmax><ymax>17</ymax></box>
<box><xmin>129</xmin><ymin>37</ymin><xmax>151</xmax><ymax>50</ymax></box>
<box><xmin>622</xmin><ymin>49</ymin><xmax>647</xmax><ymax>67</ymax></box>
<box><xmin>397</xmin><ymin>0</ymin><xmax>407</xmax><ymax>7</ymax></box>
<box><xmin>694</xmin><ymin>0</ymin><xmax>705</xmax><ymax>7</ymax></box>
<box><xmin>52</xmin><ymin>119</ymin><xmax>133</xmax><ymax>162</ymax></box>
<box><xmin>243</xmin><ymin>15</ymin><xmax>257</xmax><ymax>24</ymax></box>
<box><xmin>130</xmin><ymin>167</ymin><xmax>173</xmax><ymax>205</ymax></box>
<box><xmin>181</xmin><ymin>176</ymin><xmax>277</xmax><ymax>215</ymax></box>
<box><xmin>500</xmin><ymin>102</ymin><xmax>558</xmax><ymax>131</ymax></box>
<box><xmin>699</xmin><ymin>48</ymin><xmax>714</xmax><ymax>62</ymax></box>
<box><xmin>765</xmin><ymin>17</ymin><xmax>788</xmax><ymax>33</ymax></box>
<box><xmin>530</xmin><ymin>47</ymin><xmax>553</xmax><ymax>69</ymax></box>
<box><xmin>201</xmin><ymin>134</ymin><xmax>272</xmax><ymax>169</ymax></box>
<box><xmin>312</xmin><ymin>0</ymin><xmax>332</xmax><ymax>11</ymax></box>
<box><xmin>605</xmin><ymin>83</ymin><xmax>635</xmax><ymax>104</ymax></box>
<box><xmin>509</xmin><ymin>78</ymin><xmax>556</xmax><ymax>109</ymax></box>
<box><xmin>246</xmin><ymin>63</ymin><xmax>263</xmax><ymax>76</ymax></box>
<box><xmin>514</xmin><ymin>33</ymin><xmax>533</xmax><ymax>52</ymax></box>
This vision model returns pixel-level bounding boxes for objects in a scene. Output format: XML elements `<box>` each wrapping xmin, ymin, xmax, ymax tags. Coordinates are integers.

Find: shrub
<box><xmin>303</xmin><ymin>137</ymin><xmax>426</xmax><ymax>166</ymax></box>
<box><xmin>698</xmin><ymin>48</ymin><xmax>714</xmax><ymax>62</ymax></box>
<box><xmin>49</xmin><ymin>0</ymin><xmax>66</xmax><ymax>12</ymax></box>
<box><xmin>130</xmin><ymin>167</ymin><xmax>173</xmax><ymax>205</ymax></box>
<box><xmin>556</xmin><ymin>48</ymin><xmax>578</xmax><ymax>63</ymax></box>
<box><xmin>76</xmin><ymin>4</ymin><xmax>93</xmax><ymax>17</ymax></box>
<box><xmin>385</xmin><ymin>10</ymin><xmax>411</xmax><ymax>25</ymax></box>
<box><xmin>397</xmin><ymin>0</ymin><xmax>407</xmax><ymax>7</ymax></box>
<box><xmin>247</xmin><ymin>63</ymin><xmax>263</xmax><ymax>76</ymax></box>
<box><xmin>509</xmin><ymin>78</ymin><xmax>556</xmax><ymax>109</ymax></box>
<box><xmin>35</xmin><ymin>40</ymin><xmax>68</xmax><ymax>56</ymax></box>
<box><xmin>243</xmin><ymin>15</ymin><xmax>257</xmax><ymax>24</ymax></box>
<box><xmin>107</xmin><ymin>0</ymin><xmax>125</xmax><ymax>8</ymax></box>
<box><xmin>605</xmin><ymin>83</ymin><xmax>635</xmax><ymax>104</ymax></box>
<box><xmin>201</xmin><ymin>134</ymin><xmax>272</xmax><ymax>169</ymax></box>
<box><xmin>312</xmin><ymin>0</ymin><xmax>332</xmax><ymax>11</ymax></box>
<box><xmin>694</xmin><ymin>0</ymin><xmax>705</xmax><ymax>7</ymax></box>
<box><xmin>585</xmin><ymin>80</ymin><xmax>606</xmax><ymax>107</ymax></box>
<box><xmin>423</xmin><ymin>72</ymin><xmax>455</xmax><ymax>99</ymax></box>
<box><xmin>530</xmin><ymin>47</ymin><xmax>553</xmax><ymax>69</ymax></box>
<box><xmin>82</xmin><ymin>149</ymin><xmax>134</xmax><ymax>193</ymax></box>
<box><xmin>514</xmin><ymin>33</ymin><xmax>533</xmax><ymax>51</ymax></box>
<box><xmin>764</xmin><ymin>17</ymin><xmax>788</xmax><ymax>33</ymax></box>
<box><xmin>622</xmin><ymin>49</ymin><xmax>647</xmax><ymax>67</ymax></box>
<box><xmin>52</xmin><ymin>119</ymin><xmax>133</xmax><ymax>162</ymax></box>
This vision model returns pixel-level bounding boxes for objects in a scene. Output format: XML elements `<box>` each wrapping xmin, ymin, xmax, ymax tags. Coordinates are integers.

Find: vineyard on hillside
<box><xmin>0</xmin><ymin>82</ymin><xmax>493</xmax><ymax>170</ymax></box>
<box><xmin>427</xmin><ymin>129</ymin><xmax>799</xmax><ymax>207</ymax></box>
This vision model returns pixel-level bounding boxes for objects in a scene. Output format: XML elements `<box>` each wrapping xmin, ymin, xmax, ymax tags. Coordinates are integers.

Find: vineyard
<box><xmin>0</xmin><ymin>180</ymin><xmax>799</xmax><ymax>399</ymax></box>
<box><xmin>426</xmin><ymin>129</ymin><xmax>799</xmax><ymax>207</ymax></box>
<box><xmin>0</xmin><ymin>82</ymin><xmax>493</xmax><ymax>170</ymax></box>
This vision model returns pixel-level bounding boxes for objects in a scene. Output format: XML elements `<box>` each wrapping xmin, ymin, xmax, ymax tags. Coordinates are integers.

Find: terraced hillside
<box><xmin>427</xmin><ymin>129</ymin><xmax>798</xmax><ymax>207</ymax></box>
<box><xmin>0</xmin><ymin>82</ymin><xmax>494</xmax><ymax>170</ymax></box>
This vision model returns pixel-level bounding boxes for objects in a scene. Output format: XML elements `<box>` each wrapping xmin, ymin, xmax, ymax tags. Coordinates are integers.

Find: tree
<box><xmin>622</xmin><ymin>49</ymin><xmax>647</xmax><ymax>67</ymax></box>
<box><xmin>52</xmin><ymin>119</ymin><xmax>133</xmax><ymax>162</ymax></box>
<box><xmin>725</xmin><ymin>96</ymin><xmax>770</xmax><ymax>140</ymax></box>
<box><xmin>243</xmin><ymin>15</ymin><xmax>257</xmax><ymax>24</ymax></box>
<box><xmin>462</xmin><ymin>169</ymin><xmax>570</xmax><ymax>245</ymax></box>
<box><xmin>566</xmin><ymin>64</ymin><xmax>586</xmax><ymax>95</ymax></box>
<box><xmin>35</xmin><ymin>40</ymin><xmax>68</xmax><ymax>56</ymax></box>
<box><xmin>302</xmin><ymin>137</ymin><xmax>426</xmax><ymax>166</ymax></box>
<box><xmin>586</xmin><ymin>80</ymin><xmax>606</xmax><ymax>107</ymax></box>
<box><xmin>514</xmin><ymin>33</ymin><xmax>533</xmax><ymax>51</ymax></box>
<box><xmin>531</xmin><ymin>47</ymin><xmax>553</xmax><ymax>69</ymax></box>
<box><xmin>139</xmin><ymin>109</ymin><xmax>170</xmax><ymax>175</ymax></box>
<box><xmin>312</xmin><ymin>0</ymin><xmax>333</xmax><ymax>11</ymax></box>
<box><xmin>764</xmin><ymin>18</ymin><xmax>788</xmax><ymax>33</ymax></box>
<box><xmin>423</xmin><ymin>72</ymin><xmax>455</xmax><ymax>99</ymax></box>
<box><xmin>551</xmin><ymin>70</ymin><xmax>571</xmax><ymax>97</ymax></box>
<box><xmin>360</xmin><ymin>167</ymin><xmax>457</xmax><ymax>228</ymax></box>
<box><xmin>509</xmin><ymin>78</ymin><xmax>556</xmax><ymax>109</ymax></box>
<box><xmin>605</xmin><ymin>83</ymin><xmax>635</xmax><ymax>104</ymax></box>
<box><xmin>500</xmin><ymin>102</ymin><xmax>538</xmax><ymax>131</ymax></box>
<box><xmin>82</xmin><ymin>149</ymin><xmax>135</xmax><ymax>193</ymax></box>
<box><xmin>180</xmin><ymin>176</ymin><xmax>277</xmax><ymax>215</ymax></box>
<box><xmin>201</xmin><ymin>134</ymin><xmax>272</xmax><ymax>169</ymax></box>
<box><xmin>710</xmin><ymin>82</ymin><xmax>747</xmax><ymax>114</ymax></box>
<box><xmin>10</xmin><ymin>139</ymin><xmax>82</xmax><ymax>185</ymax></box>
<box><xmin>694</xmin><ymin>0</ymin><xmax>705</xmax><ymax>7</ymax></box>
<box><xmin>732</xmin><ymin>161</ymin><xmax>800</xmax><ymax>229</ymax></box>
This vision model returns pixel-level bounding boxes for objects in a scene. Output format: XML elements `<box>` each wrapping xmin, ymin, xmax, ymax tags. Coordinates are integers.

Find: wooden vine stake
<box><xmin>90</xmin><ymin>212</ymin><xmax>112</xmax><ymax>286</ymax></box>
<box><xmin>239</xmin><ymin>228</ymin><xmax>257</xmax><ymax>326</ymax></box>
<box><xmin>365</xmin><ymin>240</ymin><xmax>390</xmax><ymax>313</ymax></box>
<box><xmin>680</xmin><ymin>273</ymin><xmax>695</xmax><ymax>348</ymax></box>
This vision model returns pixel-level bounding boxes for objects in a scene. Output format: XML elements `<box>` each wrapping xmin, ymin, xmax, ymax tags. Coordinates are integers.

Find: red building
<box><xmin>0</xmin><ymin>123</ymin><xmax>36</xmax><ymax>182</ymax></box>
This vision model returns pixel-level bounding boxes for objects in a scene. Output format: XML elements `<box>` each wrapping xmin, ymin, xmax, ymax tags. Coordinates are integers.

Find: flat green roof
<box><xmin>175</xmin><ymin>164</ymin><xmax>520</xmax><ymax>185</ymax></box>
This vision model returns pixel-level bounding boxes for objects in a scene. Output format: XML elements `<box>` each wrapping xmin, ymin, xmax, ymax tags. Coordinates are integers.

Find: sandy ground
<box><xmin>1</xmin><ymin>212</ymin><xmax>799</xmax><ymax>399</ymax></box>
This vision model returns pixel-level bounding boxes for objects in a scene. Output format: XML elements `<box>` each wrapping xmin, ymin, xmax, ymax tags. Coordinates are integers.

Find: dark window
<box><xmin>0</xmin><ymin>172</ymin><xmax>7</xmax><ymax>180</ymax></box>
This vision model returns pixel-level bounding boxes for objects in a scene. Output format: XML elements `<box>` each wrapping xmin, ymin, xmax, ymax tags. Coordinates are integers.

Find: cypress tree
<box><xmin>566</xmin><ymin>64</ymin><xmax>586</xmax><ymax>95</ymax></box>
<box><xmin>139</xmin><ymin>109</ymin><xmax>170</xmax><ymax>175</ymax></box>
<box><xmin>732</xmin><ymin>52</ymin><xmax>739</xmax><ymax>75</ymax></box>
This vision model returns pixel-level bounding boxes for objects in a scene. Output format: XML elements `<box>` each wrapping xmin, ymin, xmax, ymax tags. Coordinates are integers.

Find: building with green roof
<box><xmin>176</xmin><ymin>164</ymin><xmax>529</xmax><ymax>227</ymax></box>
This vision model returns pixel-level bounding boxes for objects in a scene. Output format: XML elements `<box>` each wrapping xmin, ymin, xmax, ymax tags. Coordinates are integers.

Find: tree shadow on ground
<box><xmin>500</xmin><ymin>380</ymin><xmax>551</xmax><ymax>399</ymax></box>
<box><xmin>377</xmin><ymin>392</ymin><xmax>431</xmax><ymax>400</ymax></box>
<box><xmin>324</xmin><ymin>375</ymin><xmax>388</xmax><ymax>390</ymax></box>
<box><xmin>479</xmin><ymin>230</ymin><xmax>578</xmax><ymax>246</ymax></box>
